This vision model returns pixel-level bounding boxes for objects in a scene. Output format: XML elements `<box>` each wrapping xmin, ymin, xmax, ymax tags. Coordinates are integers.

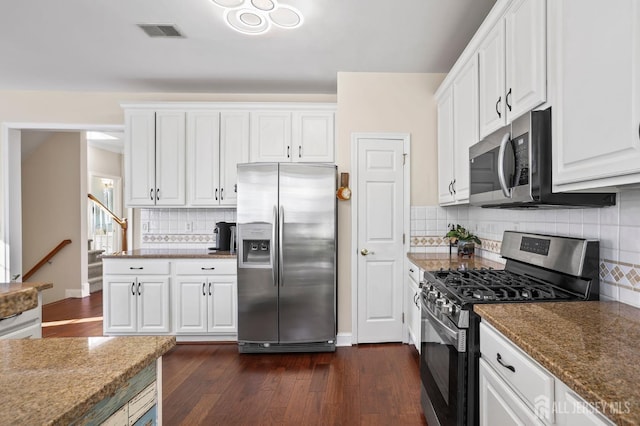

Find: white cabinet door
<box><xmin>186</xmin><ymin>111</ymin><xmax>220</xmax><ymax>206</ymax></box>
<box><xmin>104</xmin><ymin>276</ymin><xmax>137</xmax><ymax>333</ymax></box>
<box><xmin>208</xmin><ymin>277</ymin><xmax>237</xmax><ymax>333</ymax></box>
<box><xmin>125</xmin><ymin>110</ymin><xmax>156</xmax><ymax>206</ymax></box>
<box><xmin>155</xmin><ymin>111</ymin><xmax>186</xmax><ymax>206</ymax></box>
<box><xmin>452</xmin><ymin>55</ymin><xmax>479</xmax><ymax>203</ymax></box>
<box><xmin>220</xmin><ymin>111</ymin><xmax>250</xmax><ymax>206</ymax></box>
<box><xmin>555</xmin><ymin>380</ymin><xmax>615</xmax><ymax>426</ymax></box>
<box><xmin>478</xmin><ymin>21</ymin><xmax>506</xmax><ymax>138</ymax></box>
<box><xmin>505</xmin><ymin>0</ymin><xmax>546</xmax><ymax>122</ymax></box>
<box><xmin>437</xmin><ymin>88</ymin><xmax>456</xmax><ymax>205</ymax></box>
<box><xmin>174</xmin><ymin>278</ymin><xmax>208</xmax><ymax>334</ymax></box>
<box><xmin>250</xmin><ymin>111</ymin><xmax>292</xmax><ymax>162</ymax></box>
<box><xmin>292</xmin><ymin>112</ymin><xmax>335</xmax><ymax>162</ymax></box>
<box><xmin>479</xmin><ymin>358</ymin><xmax>545</xmax><ymax>426</ymax></box>
<box><xmin>552</xmin><ymin>0</ymin><xmax>640</xmax><ymax>189</ymax></box>
<box><xmin>137</xmin><ymin>277</ymin><xmax>170</xmax><ymax>333</ymax></box>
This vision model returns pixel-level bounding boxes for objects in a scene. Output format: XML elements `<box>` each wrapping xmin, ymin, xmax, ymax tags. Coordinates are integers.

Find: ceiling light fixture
<box><xmin>212</xmin><ymin>0</ymin><xmax>303</xmax><ymax>35</ymax></box>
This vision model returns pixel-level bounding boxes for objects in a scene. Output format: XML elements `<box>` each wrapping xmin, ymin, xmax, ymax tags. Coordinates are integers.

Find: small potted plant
<box><xmin>445</xmin><ymin>224</ymin><xmax>481</xmax><ymax>258</ymax></box>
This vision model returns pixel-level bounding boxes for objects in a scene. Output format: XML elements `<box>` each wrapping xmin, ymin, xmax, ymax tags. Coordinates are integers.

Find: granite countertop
<box><xmin>0</xmin><ymin>335</ymin><xmax>175</xmax><ymax>425</ymax></box>
<box><xmin>0</xmin><ymin>282</ymin><xmax>53</xmax><ymax>318</ymax></box>
<box><xmin>102</xmin><ymin>249</ymin><xmax>236</xmax><ymax>259</ymax></box>
<box><xmin>407</xmin><ymin>252</ymin><xmax>504</xmax><ymax>271</ymax></box>
<box><xmin>475</xmin><ymin>301</ymin><xmax>640</xmax><ymax>425</ymax></box>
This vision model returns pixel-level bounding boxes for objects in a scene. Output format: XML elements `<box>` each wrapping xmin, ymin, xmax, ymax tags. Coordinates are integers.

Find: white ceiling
<box><xmin>0</xmin><ymin>0</ymin><xmax>496</xmax><ymax>94</ymax></box>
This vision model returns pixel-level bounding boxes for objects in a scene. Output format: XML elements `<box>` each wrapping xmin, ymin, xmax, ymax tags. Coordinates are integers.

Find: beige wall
<box><xmin>88</xmin><ymin>145</ymin><xmax>123</xmax><ymax>178</ymax></box>
<box><xmin>22</xmin><ymin>132</ymin><xmax>87</xmax><ymax>304</ymax></box>
<box><xmin>336</xmin><ymin>72</ymin><xmax>445</xmax><ymax>334</ymax></box>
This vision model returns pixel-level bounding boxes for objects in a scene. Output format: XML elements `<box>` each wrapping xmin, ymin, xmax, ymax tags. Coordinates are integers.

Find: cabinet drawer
<box><xmin>175</xmin><ymin>260</ymin><xmax>236</xmax><ymax>275</ymax></box>
<box><xmin>104</xmin><ymin>260</ymin><xmax>171</xmax><ymax>275</ymax></box>
<box><xmin>407</xmin><ymin>261</ymin><xmax>421</xmax><ymax>284</ymax></box>
<box><xmin>480</xmin><ymin>322</ymin><xmax>554</xmax><ymax>423</ymax></box>
<box><xmin>0</xmin><ymin>304</ymin><xmax>40</xmax><ymax>337</ymax></box>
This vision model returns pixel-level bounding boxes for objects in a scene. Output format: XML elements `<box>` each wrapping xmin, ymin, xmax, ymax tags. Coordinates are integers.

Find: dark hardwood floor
<box><xmin>42</xmin><ymin>292</ymin><xmax>427</xmax><ymax>425</ymax></box>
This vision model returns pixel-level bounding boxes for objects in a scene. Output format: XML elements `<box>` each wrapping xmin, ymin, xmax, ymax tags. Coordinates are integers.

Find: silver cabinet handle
<box><xmin>287</xmin><ymin>146</ymin><xmax>290</xmax><ymax>158</ymax></box>
<box><xmin>220</xmin><ymin>187</ymin><xmax>224</xmax><ymax>201</ymax></box>
<box><xmin>360</xmin><ymin>248</ymin><xmax>375</xmax><ymax>256</ymax></box>
<box><xmin>452</xmin><ymin>179</ymin><xmax>456</xmax><ymax>195</ymax></box>
<box><xmin>209</xmin><ymin>282</ymin><xmax>212</xmax><ymax>296</ymax></box>
<box><xmin>215</xmin><ymin>188</ymin><xmax>218</xmax><ymax>201</ymax></box>
<box><xmin>129</xmin><ymin>267</ymin><xmax>144</xmax><ymax>270</ymax></box>
<box><xmin>202</xmin><ymin>282</ymin><xmax>206</xmax><ymax>296</ymax></box>
<box><xmin>298</xmin><ymin>145</ymin><xmax>302</xmax><ymax>158</ymax></box>
<box><xmin>137</xmin><ymin>283</ymin><xmax>141</xmax><ymax>296</ymax></box>
<box><xmin>497</xmin><ymin>132</ymin><xmax>513</xmax><ymax>198</ymax></box>
<box><xmin>201</xmin><ymin>267</ymin><xmax>216</xmax><ymax>270</ymax></box>
<box><xmin>131</xmin><ymin>282</ymin><xmax>136</xmax><ymax>296</ymax></box>
<box><xmin>150</xmin><ymin>188</ymin><xmax>154</xmax><ymax>201</ymax></box>
<box><xmin>496</xmin><ymin>96</ymin><xmax>502</xmax><ymax>118</ymax></box>
<box><xmin>156</xmin><ymin>188</ymin><xmax>159</xmax><ymax>201</ymax></box>
<box><xmin>506</xmin><ymin>88</ymin><xmax>512</xmax><ymax>112</ymax></box>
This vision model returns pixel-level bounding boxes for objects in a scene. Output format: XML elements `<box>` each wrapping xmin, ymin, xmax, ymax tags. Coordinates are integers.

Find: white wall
<box><xmin>21</xmin><ymin>132</ymin><xmax>87</xmax><ymax>304</ymax></box>
<box><xmin>336</xmin><ymin>72</ymin><xmax>445</xmax><ymax>334</ymax></box>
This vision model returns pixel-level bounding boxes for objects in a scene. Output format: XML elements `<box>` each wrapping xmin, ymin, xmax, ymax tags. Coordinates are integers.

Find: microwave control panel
<box><xmin>512</xmin><ymin>133</ymin><xmax>529</xmax><ymax>186</ymax></box>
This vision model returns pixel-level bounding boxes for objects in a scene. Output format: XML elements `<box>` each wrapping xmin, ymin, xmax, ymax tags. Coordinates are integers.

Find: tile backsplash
<box><xmin>411</xmin><ymin>189</ymin><xmax>640</xmax><ymax>308</ymax></box>
<box><xmin>140</xmin><ymin>208</ymin><xmax>236</xmax><ymax>249</ymax></box>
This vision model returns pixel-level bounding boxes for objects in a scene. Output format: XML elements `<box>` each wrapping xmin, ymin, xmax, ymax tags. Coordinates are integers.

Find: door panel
<box><xmin>237</xmin><ymin>163</ymin><xmax>279</xmax><ymax>343</ymax></box>
<box><xmin>138</xmin><ymin>277</ymin><xmax>170</xmax><ymax>333</ymax></box>
<box><xmin>209</xmin><ymin>278</ymin><xmax>237</xmax><ymax>333</ymax></box>
<box><xmin>174</xmin><ymin>278</ymin><xmax>208</xmax><ymax>333</ymax></box>
<box><xmin>187</xmin><ymin>111</ymin><xmax>220</xmax><ymax>206</ymax></box>
<box><xmin>279</xmin><ymin>163</ymin><xmax>336</xmax><ymax>343</ymax></box>
<box><xmin>105</xmin><ymin>277</ymin><xmax>137</xmax><ymax>332</ymax></box>
<box><xmin>357</xmin><ymin>137</ymin><xmax>405</xmax><ymax>343</ymax></box>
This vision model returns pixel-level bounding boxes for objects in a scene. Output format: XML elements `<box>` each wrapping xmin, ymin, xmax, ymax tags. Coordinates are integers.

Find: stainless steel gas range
<box><xmin>419</xmin><ymin>231</ymin><xmax>600</xmax><ymax>426</ymax></box>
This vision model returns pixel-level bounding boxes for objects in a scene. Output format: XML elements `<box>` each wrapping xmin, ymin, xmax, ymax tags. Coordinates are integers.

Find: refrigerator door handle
<box><xmin>272</xmin><ymin>206</ymin><xmax>278</xmax><ymax>287</ymax></box>
<box><xmin>279</xmin><ymin>205</ymin><xmax>284</xmax><ymax>287</ymax></box>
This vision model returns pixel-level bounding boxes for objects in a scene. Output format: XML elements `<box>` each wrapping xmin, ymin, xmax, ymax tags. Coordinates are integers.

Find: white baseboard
<box><xmin>336</xmin><ymin>332</ymin><xmax>352</xmax><ymax>347</ymax></box>
<box><xmin>65</xmin><ymin>283</ymin><xmax>90</xmax><ymax>298</ymax></box>
<box><xmin>176</xmin><ymin>335</ymin><xmax>237</xmax><ymax>343</ymax></box>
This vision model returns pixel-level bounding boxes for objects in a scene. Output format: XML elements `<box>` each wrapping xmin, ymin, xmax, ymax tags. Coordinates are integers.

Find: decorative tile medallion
<box><xmin>142</xmin><ymin>234</ymin><xmax>215</xmax><ymax>244</ymax></box>
<box><xmin>600</xmin><ymin>259</ymin><xmax>640</xmax><ymax>292</ymax></box>
<box><xmin>411</xmin><ymin>235</ymin><xmax>502</xmax><ymax>255</ymax></box>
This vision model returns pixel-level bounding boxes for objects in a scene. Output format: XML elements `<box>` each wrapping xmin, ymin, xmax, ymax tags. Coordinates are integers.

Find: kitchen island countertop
<box><xmin>0</xmin><ymin>335</ymin><xmax>176</xmax><ymax>425</ymax></box>
<box><xmin>102</xmin><ymin>249</ymin><xmax>236</xmax><ymax>259</ymax></box>
<box><xmin>475</xmin><ymin>301</ymin><xmax>640</xmax><ymax>426</ymax></box>
<box><xmin>0</xmin><ymin>281</ymin><xmax>52</xmax><ymax>318</ymax></box>
<box><xmin>407</xmin><ymin>252</ymin><xmax>504</xmax><ymax>271</ymax></box>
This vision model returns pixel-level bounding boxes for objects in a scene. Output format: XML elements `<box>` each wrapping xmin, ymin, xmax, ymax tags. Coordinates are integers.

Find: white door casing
<box><xmin>352</xmin><ymin>133</ymin><xmax>409</xmax><ymax>344</ymax></box>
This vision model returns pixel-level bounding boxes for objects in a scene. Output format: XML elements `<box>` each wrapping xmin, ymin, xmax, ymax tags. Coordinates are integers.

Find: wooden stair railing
<box><xmin>88</xmin><ymin>193</ymin><xmax>128</xmax><ymax>253</ymax></box>
<box><xmin>23</xmin><ymin>239</ymin><xmax>72</xmax><ymax>281</ymax></box>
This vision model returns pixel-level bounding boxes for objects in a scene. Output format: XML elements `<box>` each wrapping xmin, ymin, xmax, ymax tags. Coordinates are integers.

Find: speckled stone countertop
<box><xmin>0</xmin><ymin>335</ymin><xmax>175</xmax><ymax>425</ymax></box>
<box><xmin>0</xmin><ymin>282</ymin><xmax>53</xmax><ymax>318</ymax></box>
<box><xmin>407</xmin><ymin>253</ymin><xmax>504</xmax><ymax>271</ymax></box>
<box><xmin>475</xmin><ymin>302</ymin><xmax>640</xmax><ymax>425</ymax></box>
<box><xmin>102</xmin><ymin>249</ymin><xmax>236</xmax><ymax>259</ymax></box>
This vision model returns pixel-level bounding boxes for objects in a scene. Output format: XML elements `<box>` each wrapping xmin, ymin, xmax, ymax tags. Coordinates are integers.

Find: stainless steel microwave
<box><xmin>469</xmin><ymin>107</ymin><xmax>616</xmax><ymax>208</ymax></box>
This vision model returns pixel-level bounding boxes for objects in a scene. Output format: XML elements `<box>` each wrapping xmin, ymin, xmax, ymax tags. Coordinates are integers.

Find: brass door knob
<box><xmin>360</xmin><ymin>248</ymin><xmax>375</xmax><ymax>256</ymax></box>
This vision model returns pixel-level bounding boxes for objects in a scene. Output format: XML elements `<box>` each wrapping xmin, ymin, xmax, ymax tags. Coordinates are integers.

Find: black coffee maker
<box><xmin>212</xmin><ymin>221</ymin><xmax>236</xmax><ymax>252</ymax></box>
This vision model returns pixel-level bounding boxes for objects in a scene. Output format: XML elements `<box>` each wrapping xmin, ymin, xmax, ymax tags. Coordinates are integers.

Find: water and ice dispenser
<box><xmin>238</xmin><ymin>224</ymin><xmax>272</xmax><ymax>268</ymax></box>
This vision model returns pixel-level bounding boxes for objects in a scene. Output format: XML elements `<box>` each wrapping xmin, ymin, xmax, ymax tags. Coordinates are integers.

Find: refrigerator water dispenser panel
<box><xmin>241</xmin><ymin>240</ymin><xmax>270</xmax><ymax>265</ymax></box>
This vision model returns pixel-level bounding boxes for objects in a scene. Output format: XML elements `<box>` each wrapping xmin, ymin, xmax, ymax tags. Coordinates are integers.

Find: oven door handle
<box><xmin>422</xmin><ymin>302</ymin><xmax>466</xmax><ymax>352</ymax></box>
<box><xmin>497</xmin><ymin>131</ymin><xmax>513</xmax><ymax>198</ymax></box>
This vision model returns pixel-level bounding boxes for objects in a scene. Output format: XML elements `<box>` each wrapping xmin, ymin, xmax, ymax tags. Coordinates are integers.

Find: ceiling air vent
<box><xmin>138</xmin><ymin>24</ymin><xmax>184</xmax><ymax>38</ymax></box>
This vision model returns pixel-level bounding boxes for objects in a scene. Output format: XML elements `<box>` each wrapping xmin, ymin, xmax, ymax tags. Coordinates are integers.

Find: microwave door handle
<box><xmin>497</xmin><ymin>132</ymin><xmax>513</xmax><ymax>198</ymax></box>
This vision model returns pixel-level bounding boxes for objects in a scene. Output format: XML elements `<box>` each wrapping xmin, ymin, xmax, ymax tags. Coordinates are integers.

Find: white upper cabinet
<box><xmin>250</xmin><ymin>111</ymin><xmax>292</xmax><ymax>162</ymax></box>
<box><xmin>125</xmin><ymin>109</ymin><xmax>185</xmax><ymax>207</ymax></box>
<box><xmin>438</xmin><ymin>56</ymin><xmax>478</xmax><ymax>205</ymax></box>
<box><xmin>551</xmin><ymin>0</ymin><xmax>640</xmax><ymax>190</ymax></box>
<box><xmin>250</xmin><ymin>109</ymin><xmax>335</xmax><ymax>163</ymax></box>
<box><xmin>186</xmin><ymin>111</ymin><xmax>249</xmax><ymax>206</ymax></box>
<box><xmin>437</xmin><ymin>87</ymin><xmax>456</xmax><ymax>205</ymax></box>
<box><xmin>219</xmin><ymin>112</ymin><xmax>250</xmax><ymax>205</ymax></box>
<box><xmin>186</xmin><ymin>111</ymin><xmax>220</xmax><ymax>206</ymax></box>
<box><xmin>292</xmin><ymin>111</ymin><xmax>335</xmax><ymax>162</ymax></box>
<box><xmin>478</xmin><ymin>0</ymin><xmax>546</xmax><ymax>138</ymax></box>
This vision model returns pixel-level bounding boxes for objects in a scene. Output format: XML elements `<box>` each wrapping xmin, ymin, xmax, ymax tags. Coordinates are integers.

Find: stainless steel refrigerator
<box><xmin>236</xmin><ymin>163</ymin><xmax>337</xmax><ymax>353</ymax></box>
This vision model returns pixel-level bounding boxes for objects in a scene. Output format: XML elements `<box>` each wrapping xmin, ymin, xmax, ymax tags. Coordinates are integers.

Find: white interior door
<box><xmin>356</xmin><ymin>135</ymin><xmax>407</xmax><ymax>343</ymax></box>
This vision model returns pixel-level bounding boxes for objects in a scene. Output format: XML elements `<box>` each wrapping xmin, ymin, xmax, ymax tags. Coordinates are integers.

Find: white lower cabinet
<box><xmin>406</xmin><ymin>261</ymin><xmax>422</xmax><ymax>353</ymax></box>
<box><xmin>0</xmin><ymin>293</ymin><xmax>43</xmax><ymax>339</ymax></box>
<box><xmin>173</xmin><ymin>259</ymin><xmax>237</xmax><ymax>338</ymax></box>
<box><xmin>103</xmin><ymin>260</ymin><xmax>171</xmax><ymax>334</ymax></box>
<box><xmin>480</xmin><ymin>322</ymin><xmax>614</xmax><ymax>426</ymax></box>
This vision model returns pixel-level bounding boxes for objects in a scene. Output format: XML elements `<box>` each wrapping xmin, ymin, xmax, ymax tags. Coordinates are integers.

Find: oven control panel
<box><xmin>520</xmin><ymin>236</ymin><xmax>550</xmax><ymax>256</ymax></box>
